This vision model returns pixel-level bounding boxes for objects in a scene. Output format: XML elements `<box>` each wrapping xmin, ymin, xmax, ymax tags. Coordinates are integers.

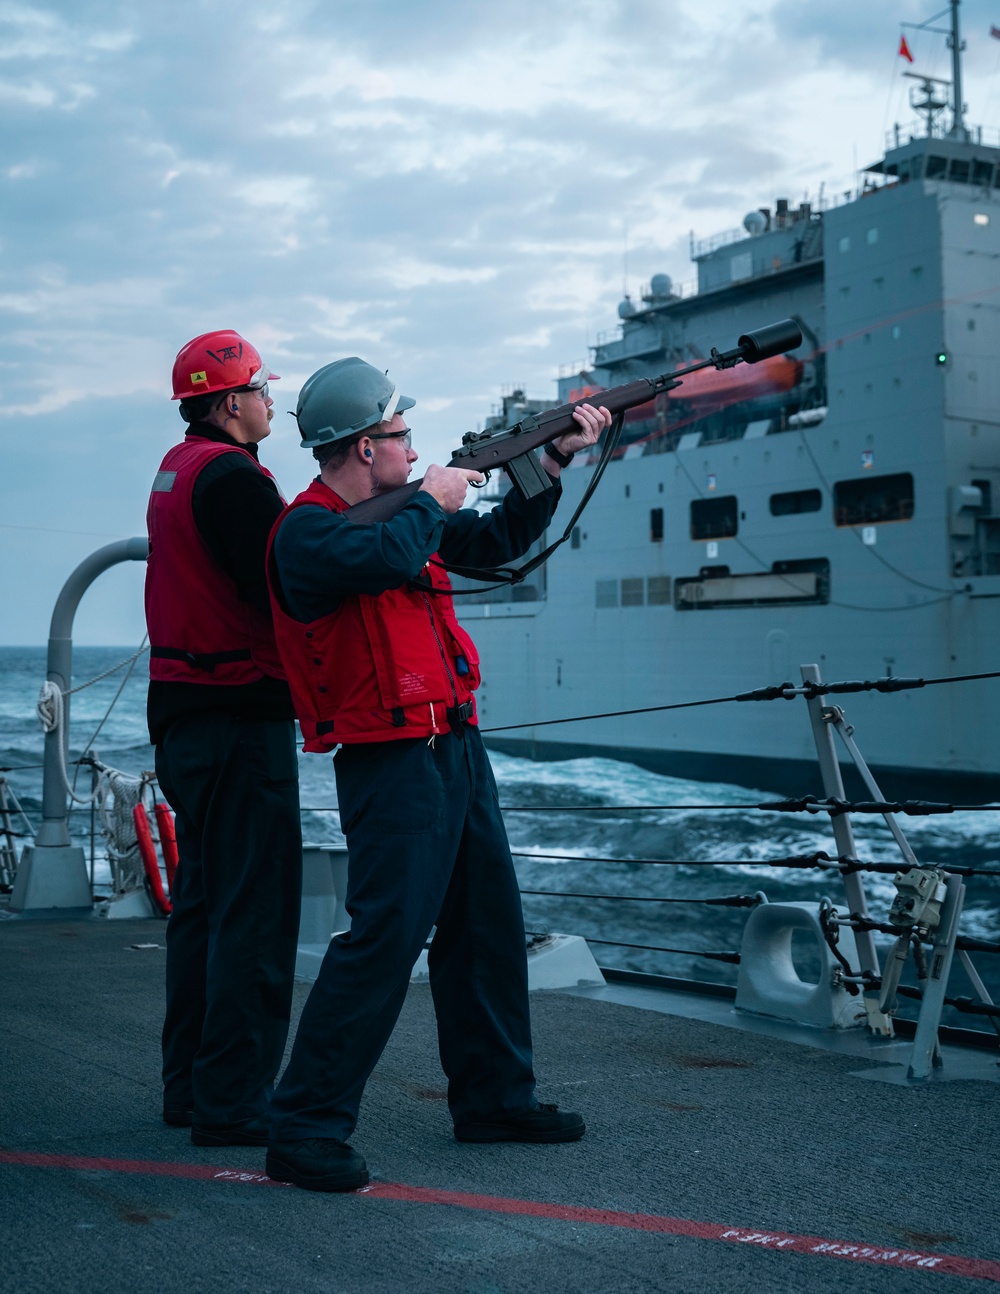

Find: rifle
<box><xmin>345</xmin><ymin>317</ymin><xmax>802</xmax><ymax>526</ymax></box>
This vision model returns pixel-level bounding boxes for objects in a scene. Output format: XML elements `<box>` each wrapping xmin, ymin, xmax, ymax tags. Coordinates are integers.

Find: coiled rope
<box><xmin>98</xmin><ymin>770</ymin><xmax>156</xmax><ymax>894</ymax></box>
<box><xmin>35</xmin><ymin>641</ymin><xmax>149</xmax><ymax>807</ymax></box>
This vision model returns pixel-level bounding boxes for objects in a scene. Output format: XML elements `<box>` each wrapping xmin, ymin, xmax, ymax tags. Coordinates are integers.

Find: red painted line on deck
<box><xmin>2</xmin><ymin>1149</ymin><xmax>997</xmax><ymax>1282</ymax></box>
<box><xmin>0</xmin><ymin>1149</ymin><xmax>285</xmax><ymax>1188</ymax></box>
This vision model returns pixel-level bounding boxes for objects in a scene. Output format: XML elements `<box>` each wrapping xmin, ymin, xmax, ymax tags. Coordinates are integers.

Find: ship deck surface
<box><xmin>2</xmin><ymin>916</ymin><xmax>999</xmax><ymax>1293</ymax></box>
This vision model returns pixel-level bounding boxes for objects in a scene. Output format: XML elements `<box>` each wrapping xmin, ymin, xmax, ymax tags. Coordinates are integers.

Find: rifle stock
<box><xmin>344</xmin><ymin>318</ymin><xmax>802</xmax><ymax>525</ymax></box>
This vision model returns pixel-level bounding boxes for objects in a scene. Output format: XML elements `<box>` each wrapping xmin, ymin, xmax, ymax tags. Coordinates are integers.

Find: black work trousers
<box><xmin>155</xmin><ymin>712</ymin><xmax>302</xmax><ymax>1126</ymax></box>
<box><xmin>268</xmin><ymin>724</ymin><xmax>536</xmax><ymax>1144</ymax></box>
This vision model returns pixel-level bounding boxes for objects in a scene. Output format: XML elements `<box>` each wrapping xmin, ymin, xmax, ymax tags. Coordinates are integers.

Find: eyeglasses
<box><xmin>368</xmin><ymin>427</ymin><xmax>412</xmax><ymax>449</ymax></box>
<box><xmin>227</xmin><ymin>381</ymin><xmax>270</xmax><ymax>400</ymax></box>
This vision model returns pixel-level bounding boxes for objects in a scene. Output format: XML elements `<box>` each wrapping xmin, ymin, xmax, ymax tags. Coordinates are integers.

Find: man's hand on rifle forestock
<box><xmin>542</xmin><ymin>403</ymin><xmax>612</xmax><ymax>477</ymax></box>
<box><xmin>420</xmin><ymin>464</ymin><xmax>485</xmax><ymax>514</ymax></box>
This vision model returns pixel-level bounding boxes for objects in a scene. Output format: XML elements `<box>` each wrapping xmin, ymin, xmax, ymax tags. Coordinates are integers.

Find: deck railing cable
<box><xmin>895</xmin><ymin>985</ymin><xmax>1000</xmax><ymax>1021</ymax></box>
<box><xmin>524</xmin><ymin>929</ymin><xmax>741</xmax><ymax>964</ymax></box>
<box><xmin>837</xmin><ymin>915</ymin><xmax>1000</xmax><ymax>956</ymax></box>
<box><xmin>508</xmin><ymin>849</ymin><xmax>1000</xmax><ymax>879</ymax></box>
<box><xmin>497</xmin><ymin>801</ymin><xmax>1000</xmax><ymax>813</ymax></box>
<box><xmin>479</xmin><ymin>667</ymin><xmax>1000</xmax><ymax>734</ymax></box>
<box><xmin>519</xmin><ymin>888</ymin><xmax>763</xmax><ymax>908</ymax></box>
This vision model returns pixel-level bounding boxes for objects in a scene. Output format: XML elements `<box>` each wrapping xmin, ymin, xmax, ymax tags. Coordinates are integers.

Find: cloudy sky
<box><xmin>2</xmin><ymin>0</ymin><xmax>999</xmax><ymax>644</ymax></box>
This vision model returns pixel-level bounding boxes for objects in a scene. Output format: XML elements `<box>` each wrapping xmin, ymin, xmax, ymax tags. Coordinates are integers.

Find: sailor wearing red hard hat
<box><xmin>144</xmin><ymin>329</ymin><xmax>302</xmax><ymax>1147</ymax></box>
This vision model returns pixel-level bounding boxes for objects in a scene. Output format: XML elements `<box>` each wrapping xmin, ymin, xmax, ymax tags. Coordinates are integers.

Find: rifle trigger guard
<box><xmin>471</xmin><ymin>470</ymin><xmax>491</xmax><ymax>488</ymax></box>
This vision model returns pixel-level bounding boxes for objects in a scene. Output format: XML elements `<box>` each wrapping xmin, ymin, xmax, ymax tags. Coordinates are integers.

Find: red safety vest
<box><xmin>266</xmin><ymin>478</ymin><xmax>481</xmax><ymax>750</ymax></box>
<box><xmin>145</xmin><ymin>437</ymin><xmax>286</xmax><ymax>685</ymax></box>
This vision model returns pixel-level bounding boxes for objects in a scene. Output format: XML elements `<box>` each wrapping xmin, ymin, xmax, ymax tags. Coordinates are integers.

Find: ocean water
<box><xmin>2</xmin><ymin>647</ymin><xmax>999</xmax><ymax>1026</ymax></box>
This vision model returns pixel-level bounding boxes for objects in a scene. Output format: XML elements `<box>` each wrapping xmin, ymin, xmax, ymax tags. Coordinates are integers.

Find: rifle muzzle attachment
<box><xmin>737</xmin><ymin>318</ymin><xmax>803</xmax><ymax>363</ymax></box>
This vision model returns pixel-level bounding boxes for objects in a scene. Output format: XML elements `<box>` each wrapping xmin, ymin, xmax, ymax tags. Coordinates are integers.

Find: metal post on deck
<box><xmin>11</xmin><ymin>537</ymin><xmax>148</xmax><ymax>914</ymax></box>
<box><xmin>0</xmin><ymin>778</ymin><xmax>18</xmax><ymax>889</ymax></box>
<box><xmin>907</xmin><ymin>872</ymin><xmax>966</xmax><ymax>1081</ymax></box>
<box><xmin>799</xmin><ymin>663</ymin><xmax>894</xmax><ymax>1037</ymax></box>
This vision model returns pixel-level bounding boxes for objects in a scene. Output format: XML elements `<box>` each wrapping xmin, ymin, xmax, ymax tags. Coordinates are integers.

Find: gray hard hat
<box><xmin>295</xmin><ymin>357</ymin><xmax>415</xmax><ymax>448</ymax></box>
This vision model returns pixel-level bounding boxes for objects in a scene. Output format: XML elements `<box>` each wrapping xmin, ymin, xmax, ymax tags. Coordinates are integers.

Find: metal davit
<box><xmin>10</xmin><ymin>537</ymin><xmax>148</xmax><ymax>913</ymax></box>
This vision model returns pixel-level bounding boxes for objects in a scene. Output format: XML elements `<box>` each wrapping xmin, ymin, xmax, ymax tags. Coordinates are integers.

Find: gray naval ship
<box><xmin>459</xmin><ymin>16</ymin><xmax>1000</xmax><ymax>803</ymax></box>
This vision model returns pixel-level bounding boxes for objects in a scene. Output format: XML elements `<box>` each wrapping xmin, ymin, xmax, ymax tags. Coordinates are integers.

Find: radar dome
<box><xmin>649</xmin><ymin>273</ymin><xmax>673</xmax><ymax>298</ymax></box>
<box><xmin>743</xmin><ymin>210</ymin><xmax>767</xmax><ymax>236</ymax></box>
<box><xmin>617</xmin><ymin>296</ymin><xmax>636</xmax><ymax>320</ymax></box>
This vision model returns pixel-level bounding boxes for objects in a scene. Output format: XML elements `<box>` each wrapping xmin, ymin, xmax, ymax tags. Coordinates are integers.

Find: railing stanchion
<box><xmin>908</xmin><ymin>872</ymin><xmax>966</xmax><ymax>1079</ymax></box>
<box><xmin>799</xmin><ymin>663</ymin><xmax>893</xmax><ymax>1037</ymax></box>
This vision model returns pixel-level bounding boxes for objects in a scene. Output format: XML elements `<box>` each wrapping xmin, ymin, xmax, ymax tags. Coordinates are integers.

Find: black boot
<box><xmin>454</xmin><ymin>1103</ymin><xmax>585</xmax><ymax>1143</ymax></box>
<box><xmin>266</xmin><ymin>1139</ymin><xmax>369</xmax><ymax>1192</ymax></box>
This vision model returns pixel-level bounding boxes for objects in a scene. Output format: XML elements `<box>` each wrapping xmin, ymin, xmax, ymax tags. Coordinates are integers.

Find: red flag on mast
<box><xmin>898</xmin><ymin>34</ymin><xmax>914</xmax><ymax>63</ymax></box>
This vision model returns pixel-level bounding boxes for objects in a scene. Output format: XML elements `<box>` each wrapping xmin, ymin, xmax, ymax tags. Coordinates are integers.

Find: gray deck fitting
<box><xmin>564</xmin><ymin>980</ymin><xmax>1000</xmax><ymax>1085</ymax></box>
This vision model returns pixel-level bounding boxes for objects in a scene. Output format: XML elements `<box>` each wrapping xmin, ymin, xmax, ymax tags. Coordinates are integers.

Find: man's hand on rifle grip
<box><xmin>541</xmin><ymin>404</ymin><xmax>612</xmax><ymax>477</ymax></box>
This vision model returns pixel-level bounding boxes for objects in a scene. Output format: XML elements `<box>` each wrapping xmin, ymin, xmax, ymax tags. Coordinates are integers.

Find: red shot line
<box><xmin>2</xmin><ymin>1149</ymin><xmax>998</xmax><ymax>1284</ymax></box>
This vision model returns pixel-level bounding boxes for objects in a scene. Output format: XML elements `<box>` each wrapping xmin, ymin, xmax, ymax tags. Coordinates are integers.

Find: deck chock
<box><xmin>106</xmin><ymin>888</ymin><xmax>156</xmax><ymax>920</ymax></box>
<box><xmin>411</xmin><ymin>932</ymin><xmax>606</xmax><ymax>991</ymax></box>
<box><xmin>736</xmin><ymin>901</ymin><xmax>866</xmax><ymax>1030</ymax></box>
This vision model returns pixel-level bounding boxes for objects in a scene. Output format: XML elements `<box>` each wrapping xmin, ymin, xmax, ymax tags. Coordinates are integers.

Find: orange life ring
<box><xmin>153</xmin><ymin>800</ymin><xmax>179</xmax><ymax>894</ymax></box>
<box><xmin>134</xmin><ymin>802</ymin><xmax>172</xmax><ymax>917</ymax></box>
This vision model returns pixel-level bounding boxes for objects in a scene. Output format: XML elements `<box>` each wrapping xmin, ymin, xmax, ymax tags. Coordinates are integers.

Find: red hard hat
<box><xmin>171</xmin><ymin>329</ymin><xmax>280</xmax><ymax>401</ymax></box>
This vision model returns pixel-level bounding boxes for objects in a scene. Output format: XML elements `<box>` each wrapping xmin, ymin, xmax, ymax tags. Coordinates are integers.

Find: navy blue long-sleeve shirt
<box><xmin>273</xmin><ymin>474</ymin><xmax>561</xmax><ymax>623</ymax></box>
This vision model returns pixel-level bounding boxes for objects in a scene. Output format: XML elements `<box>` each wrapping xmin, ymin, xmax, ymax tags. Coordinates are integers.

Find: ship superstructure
<box><xmin>458</xmin><ymin>4</ymin><xmax>1000</xmax><ymax>798</ymax></box>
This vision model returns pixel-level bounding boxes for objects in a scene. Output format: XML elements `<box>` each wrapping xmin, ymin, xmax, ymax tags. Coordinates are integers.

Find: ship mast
<box><xmin>901</xmin><ymin>1</ymin><xmax>969</xmax><ymax>141</ymax></box>
<box><xmin>947</xmin><ymin>0</ymin><xmax>968</xmax><ymax>140</ymax></box>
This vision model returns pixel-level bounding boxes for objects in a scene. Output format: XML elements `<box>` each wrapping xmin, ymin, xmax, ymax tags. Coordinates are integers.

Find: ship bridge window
<box><xmin>650</xmin><ymin>507</ymin><xmax>664</xmax><ymax>541</ymax></box>
<box><xmin>973</xmin><ymin>161</ymin><xmax>995</xmax><ymax>187</ymax></box>
<box><xmin>690</xmin><ymin>495</ymin><xmax>738</xmax><ymax>540</ymax></box>
<box><xmin>834</xmin><ymin>472</ymin><xmax>914</xmax><ymax>526</ymax></box>
<box><xmin>770</xmin><ymin>488</ymin><xmax>822</xmax><ymax>516</ymax></box>
<box><xmin>926</xmin><ymin>155</ymin><xmax>947</xmax><ymax>179</ymax></box>
<box><xmin>949</xmin><ymin>158</ymin><xmax>971</xmax><ymax>184</ymax></box>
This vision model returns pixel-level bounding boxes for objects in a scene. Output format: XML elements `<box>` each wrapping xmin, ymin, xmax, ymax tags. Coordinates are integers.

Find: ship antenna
<box><xmin>901</xmin><ymin>1</ymin><xmax>968</xmax><ymax>141</ymax></box>
<box><xmin>947</xmin><ymin>0</ymin><xmax>967</xmax><ymax>139</ymax></box>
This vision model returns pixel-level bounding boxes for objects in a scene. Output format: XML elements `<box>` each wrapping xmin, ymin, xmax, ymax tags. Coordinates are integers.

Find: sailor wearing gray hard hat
<box><xmin>261</xmin><ymin>355</ymin><xmax>610</xmax><ymax>1193</ymax></box>
<box><xmin>294</xmin><ymin>356</ymin><xmax>416</xmax><ymax>446</ymax></box>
